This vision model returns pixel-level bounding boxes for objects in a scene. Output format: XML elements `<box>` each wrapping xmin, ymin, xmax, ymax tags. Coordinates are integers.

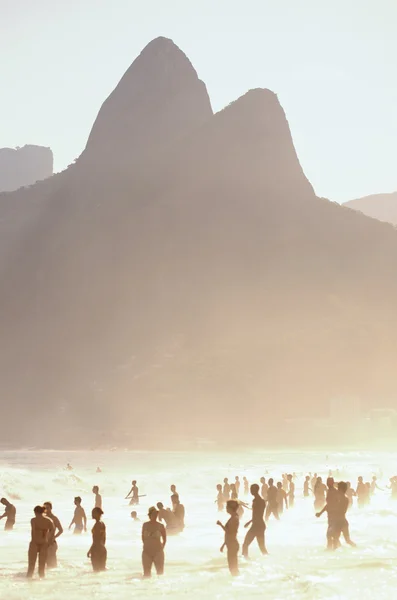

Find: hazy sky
<box><xmin>1</xmin><ymin>0</ymin><xmax>396</xmax><ymax>201</ymax></box>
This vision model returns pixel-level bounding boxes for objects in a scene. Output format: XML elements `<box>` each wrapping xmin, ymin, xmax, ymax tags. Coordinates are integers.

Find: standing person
<box><xmin>223</xmin><ymin>478</ymin><xmax>231</xmax><ymax>501</ymax></box>
<box><xmin>242</xmin><ymin>484</ymin><xmax>268</xmax><ymax>558</ymax></box>
<box><xmin>260</xmin><ymin>477</ymin><xmax>268</xmax><ymax>501</ymax></box>
<box><xmin>69</xmin><ymin>497</ymin><xmax>87</xmax><ymax>534</ymax></box>
<box><xmin>303</xmin><ymin>476</ymin><xmax>311</xmax><ymax>497</ymax></box>
<box><xmin>243</xmin><ymin>477</ymin><xmax>249</xmax><ymax>496</ymax></box>
<box><xmin>311</xmin><ymin>473</ymin><xmax>318</xmax><ymax>491</ymax></box>
<box><xmin>171</xmin><ymin>494</ymin><xmax>185</xmax><ymax>533</ymax></box>
<box><xmin>276</xmin><ymin>482</ymin><xmax>288</xmax><ymax>515</ymax></box>
<box><xmin>216</xmin><ymin>484</ymin><xmax>226</xmax><ymax>512</ymax></box>
<box><xmin>142</xmin><ymin>507</ymin><xmax>166</xmax><ymax>578</ymax></box>
<box><xmin>287</xmin><ymin>474</ymin><xmax>295</xmax><ymax>508</ymax></box>
<box><xmin>217</xmin><ymin>500</ymin><xmax>240</xmax><ymax>576</ymax></box>
<box><xmin>230</xmin><ymin>483</ymin><xmax>238</xmax><ymax>500</ymax></box>
<box><xmin>43</xmin><ymin>502</ymin><xmax>63</xmax><ymax>569</ymax></box>
<box><xmin>87</xmin><ymin>507</ymin><xmax>107</xmax><ymax>572</ymax></box>
<box><xmin>27</xmin><ymin>506</ymin><xmax>54</xmax><ymax>579</ymax></box>
<box><xmin>92</xmin><ymin>486</ymin><xmax>102</xmax><ymax>509</ymax></box>
<box><xmin>265</xmin><ymin>479</ymin><xmax>279</xmax><ymax>521</ymax></box>
<box><xmin>333</xmin><ymin>482</ymin><xmax>356</xmax><ymax>548</ymax></box>
<box><xmin>125</xmin><ymin>480</ymin><xmax>139</xmax><ymax>505</ymax></box>
<box><xmin>313</xmin><ymin>477</ymin><xmax>327</xmax><ymax>511</ymax></box>
<box><xmin>0</xmin><ymin>498</ymin><xmax>16</xmax><ymax>530</ymax></box>
<box><xmin>282</xmin><ymin>474</ymin><xmax>289</xmax><ymax>493</ymax></box>
<box><xmin>157</xmin><ymin>502</ymin><xmax>178</xmax><ymax>534</ymax></box>
<box><xmin>235</xmin><ymin>476</ymin><xmax>241</xmax><ymax>495</ymax></box>
<box><xmin>370</xmin><ymin>476</ymin><xmax>382</xmax><ymax>496</ymax></box>
<box><xmin>356</xmin><ymin>477</ymin><xmax>366</xmax><ymax>508</ymax></box>
<box><xmin>316</xmin><ymin>478</ymin><xmax>339</xmax><ymax>550</ymax></box>
<box><xmin>346</xmin><ymin>482</ymin><xmax>355</xmax><ymax>508</ymax></box>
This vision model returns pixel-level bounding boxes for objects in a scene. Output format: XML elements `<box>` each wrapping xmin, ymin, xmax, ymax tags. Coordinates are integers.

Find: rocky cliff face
<box><xmin>344</xmin><ymin>192</ymin><xmax>397</xmax><ymax>225</ymax></box>
<box><xmin>0</xmin><ymin>38</ymin><xmax>397</xmax><ymax>446</ymax></box>
<box><xmin>0</xmin><ymin>145</ymin><xmax>53</xmax><ymax>192</ymax></box>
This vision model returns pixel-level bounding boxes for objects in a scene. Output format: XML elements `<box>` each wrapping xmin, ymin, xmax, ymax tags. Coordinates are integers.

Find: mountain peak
<box><xmin>82</xmin><ymin>38</ymin><xmax>213</xmax><ymax>167</ymax></box>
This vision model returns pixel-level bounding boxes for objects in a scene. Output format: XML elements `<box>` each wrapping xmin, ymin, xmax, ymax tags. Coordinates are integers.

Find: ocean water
<box><xmin>0</xmin><ymin>449</ymin><xmax>397</xmax><ymax>600</ymax></box>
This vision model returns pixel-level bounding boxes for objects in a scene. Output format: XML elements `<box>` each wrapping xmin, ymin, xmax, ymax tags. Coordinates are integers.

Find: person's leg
<box><xmin>27</xmin><ymin>542</ymin><xmax>38</xmax><ymax>578</ymax></box>
<box><xmin>153</xmin><ymin>550</ymin><xmax>165</xmax><ymax>575</ymax></box>
<box><xmin>256</xmin><ymin>526</ymin><xmax>268</xmax><ymax>554</ymax></box>
<box><xmin>227</xmin><ymin>543</ymin><xmax>239</xmax><ymax>576</ymax></box>
<box><xmin>242</xmin><ymin>527</ymin><xmax>255</xmax><ymax>557</ymax></box>
<box><xmin>273</xmin><ymin>506</ymin><xmax>280</xmax><ymax>520</ymax></box>
<box><xmin>142</xmin><ymin>551</ymin><xmax>153</xmax><ymax>578</ymax></box>
<box><xmin>342</xmin><ymin>522</ymin><xmax>356</xmax><ymax>546</ymax></box>
<box><xmin>38</xmin><ymin>543</ymin><xmax>48</xmax><ymax>578</ymax></box>
<box><xmin>46</xmin><ymin>541</ymin><xmax>58</xmax><ymax>568</ymax></box>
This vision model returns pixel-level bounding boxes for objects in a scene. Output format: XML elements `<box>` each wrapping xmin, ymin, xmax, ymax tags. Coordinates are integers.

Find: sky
<box><xmin>1</xmin><ymin>0</ymin><xmax>396</xmax><ymax>202</ymax></box>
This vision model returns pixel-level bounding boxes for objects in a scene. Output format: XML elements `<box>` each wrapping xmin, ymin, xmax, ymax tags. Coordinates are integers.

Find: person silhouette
<box><xmin>87</xmin><ymin>507</ymin><xmax>107</xmax><ymax>572</ymax></box>
<box><xmin>217</xmin><ymin>500</ymin><xmax>240</xmax><ymax>576</ymax></box>
<box><xmin>242</xmin><ymin>484</ymin><xmax>268</xmax><ymax>558</ymax></box>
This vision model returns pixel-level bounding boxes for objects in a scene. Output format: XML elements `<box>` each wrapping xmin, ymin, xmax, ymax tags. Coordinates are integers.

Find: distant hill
<box><xmin>0</xmin><ymin>145</ymin><xmax>53</xmax><ymax>192</ymax></box>
<box><xmin>1</xmin><ymin>38</ymin><xmax>397</xmax><ymax>447</ymax></box>
<box><xmin>344</xmin><ymin>193</ymin><xmax>397</xmax><ymax>226</ymax></box>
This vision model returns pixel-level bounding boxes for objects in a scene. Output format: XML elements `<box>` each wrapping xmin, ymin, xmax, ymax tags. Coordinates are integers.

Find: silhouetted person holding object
<box><xmin>43</xmin><ymin>502</ymin><xmax>63</xmax><ymax>568</ymax></box>
<box><xmin>217</xmin><ymin>499</ymin><xmax>240</xmax><ymax>576</ymax></box>
<box><xmin>126</xmin><ymin>480</ymin><xmax>140</xmax><ymax>505</ymax></box>
<box><xmin>265</xmin><ymin>478</ymin><xmax>279</xmax><ymax>521</ymax></box>
<box><xmin>0</xmin><ymin>498</ymin><xmax>16</xmax><ymax>530</ymax></box>
<box><xmin>142</xmin><ymin>507</ymin><xmax>166</xmax><ymax>578</ymax></box>
<box><xmin>87</xmin><ymin>507</ymin><xmax>107</xmax><ymax>572</ymax></box>
<box><xmin>93</xmin><ymin>486</ymin><xmax>102</xmax><ymax>509</ymax></box>
<box><xmin>27</xmin><ymin>505</ymin><xmax>54</xmax><ymax>579</ymax></box>
<box><xmin>69</xmin><ymin>496</ymin><xmax>87</xmax><ymax>534</ymax></box>
<box><xmin>242</xmin><ymin>484</ymin><xmax>268</xmax><ymax>558</ymax></box>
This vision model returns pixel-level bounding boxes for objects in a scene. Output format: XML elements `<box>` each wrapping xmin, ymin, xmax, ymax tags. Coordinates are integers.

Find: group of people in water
<box><xmin>2</xmin><ymin>470</ymin><xmax>397</xmax><ymax>580</ymax></box>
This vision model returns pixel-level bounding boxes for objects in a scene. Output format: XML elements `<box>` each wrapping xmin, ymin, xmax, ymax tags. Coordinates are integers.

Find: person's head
<box><xmin>250</xmin><ymin>484</ymin><xmax>259</xmax><ymax>496</ymax></box>
<box><xmin>372</xmin><ymin>476</ymin><xmax>377</xmax><ymax>481</ymax></box>
<box><xmin>358</xmin><ymin>476</ymin><xmax>363</xmax><ymax>483</ymax></box>
<box><xmin>243</xmin><ymin>476</ymin><xmax>247</xmax><ymax>482</ymax></box>
<box><xmin>92</xmin><ymin>507</ymin><xmax>103</xmax><ymax>521</ymax></box>
<box><xmin>326</xmin><ymin>477</ymin><xmax>334</xmax><ymax>488</ymax></box>
<box><xmin>287</xmin><ymin>474</ymin><xmax>292</xmax><ymax>482</ymax></box>
<box><xmin>74</xmin><ymin>496</ymin><xmax>82</xmax><ymax>506</ymax></box>
<box><xmin>0</xmin><ymin>498</ymin><xmax>9</xmax><ymax>506</ymax></box>
<box><xmin>226</xmin><ymin>500</ymin><xmax>239</xmax><ymax>515</ymax></box>
<box><xmin>171</xmin><ymin>493</ymin><xmax>180</xmax><ymax>506</ymax></box>
<box><xmin>224</xmin><ymin>478</ymin><xmax>228</xmax><ymax>484</ymax></box>
<box><xmin>235</xmin><ymin>476</ymin><xmax>239</xmax><ymax>481</ymax></box>
<box><xmin>316</xmin><ymin>477</ymin><xmax>322</xmax><ymax>484</ymax></box>
<box><xmin>130</xmin><ymin>511</ymin><xmax>137</xmax><ymax>519</ymax></box>
<box><xmin>148</xmin><ymin>506</ymin><xmax>158</xmax><ymax>521</ymax></box>
<box><xmin>268</xmin><ymin>478</ymin><xmax>274</xmax><ymax>486</ymax></box>
<box><xmin>260</xmin><ymin>476</ymin><xmax>265</xmax><ymax>484</ymax></box>
<box><xmin>157</xmin><ymin>502</ymin><xmax>164</xmax><ymax>510</ymax></box>
<box><xmin>170</xmin><ymin>484</ymin><xmax>176</xmax><ymax>493</ymax></box>
<box><xmin>132</xmin><ymin>480</ymin><xmax>137</xmax><ymax>486</ymax></box>
<box><xmin>305</xmin><ymin>476</ymin><xmax>310</xmax><ymax>481</ymax></box>
<box><xmin>366</xmin><ymin>482</ymin><xmax>370</xmax><ymax>488</ymax></box>
<box><xmin>216</xmin><ymin>484</ymin><xmax>222</xmax><ymax>492</ymax></box>
<box><xmin>230</xmin><ymin>483</ymin><xmax>236</xmax><ymax>492</ymax></box>
<box><xmin>43</xmin><ymin>501</ymin><xmax>52</xmax><ymax>513</ymax></box>
<box><xmin>92</xmin><ymin>486</ymin><xmax>99</xmax><ymax>494</ymax></box>
<box><xmin>277</xmin><ymin>482</ymin><xmax>282</xmax><ymax>489</ymax></box>
<box><xmin>338</xmin><ymin>481</ymin><xmax>347</xmax><ymax>494</ymax></box>
<box><xmin>314</xmin><ymin>473</ymin><xmax>318</xmax><ymax>478</ymax></box>
<box><xmin>34</xmin><ymin>505</ymin><xmax>45</xmax><ymax>516</ymax></box>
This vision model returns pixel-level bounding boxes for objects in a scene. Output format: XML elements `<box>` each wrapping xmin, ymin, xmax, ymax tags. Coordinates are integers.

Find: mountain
<box><xmin>0</xmin><ymin>145</ymin><xmax>53</xmax><ymax>192</ymax></box>
<box><xmin>344</xmin><ymin>192</ymin><xmax>397</xmax><ymax>226</ymax></box>
<box><xmin>1</xmin><ymin>38</ymin><xmax>397</xmax><ymax>447</ymax></box>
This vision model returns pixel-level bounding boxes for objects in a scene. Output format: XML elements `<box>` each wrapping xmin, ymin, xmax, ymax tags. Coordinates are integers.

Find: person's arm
<box><xmin>103</xmin><ymin>523</ymin><xmax>106</xmax><ymax>546</ymax></box>
<box><xmin>316</xmin><ymin>504</ymin><xmax>328</xmax><ymax>518</ymax></box>
<box><xmin>141</xmin><ymin>524</ymin><xmax>146</xmax><ymax>544</ymax></box>
<box><xmin>69</xmin><ymin>511</ymin><xmax>75</xmax><ymax>529</ymax></box>
<box><xmin>0</xmin><ymin>512</ymin><xmax>5</xmax><ymax>520</ymax></box>
<box><xmin>216</xmin><ymin>520</ymin><xmax>225</xmax><ymax>531</ymax></box>
<box><xmin>54</xmin><ymin>517</ymin><xmax>64</xmax><ymax>539</ymax></box>
<box><xmin>284</xmin><ymin>493</ymin><xmax>288</xmax><ymax>509</ymax></box>
<box><xmin>161</xmin><ymin>524</ymin><xmax>166</xmax><ymax>549</ymax></box>
<box><xmin>125</xmin><ymin>487</ymin><xmax>133</xmax><ymax>499</ymax></box>
<box><xmin>244</xmin><ymin>519</ymin><xmax>252</xmax><ymax>528</ymax></box>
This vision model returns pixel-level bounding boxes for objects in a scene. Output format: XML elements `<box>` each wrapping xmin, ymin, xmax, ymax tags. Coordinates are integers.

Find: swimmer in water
<box><xmin>216</xmin><ymin>484</ymin><xmax>226</xmax><ymax>512</ymax></box>
<box><xmin>311</xmin><ymin>473</ymin><xmax>318</xmax><ymax>491</ymax></box>
<box><xmin>156</xmin><ymin>502</ymin><xmax>178</xmax><ymax>534</ymax></box>
<box><xmin>96</xmin><ymin>467</ymin><xmax>102</xmax><ymax>473</ymax></box>
<box><xmin>0</xmin><ymin>498</ymin><xmax>16</xmax><ymax>530</ymax></box>
<box><xmin>66</xmin><ymin>463</ymin><xmax>73</xmax><ymax>471</ymax></box>
<box><xmin>346</xmin><ymin>482</ymin><xmax>356</xmax><ymax>508</ymax></box>
<box><xmin>287</xmin><ymin>474</ymin><xmax>295</xmax><ymax>508</ymax></box>
<box><xmin>316</xmin><ymin>478</ymin><xmax>338</xmax><ymax>550</ymax></box>
<box><xmin>171</xmin><ymin>494</ymin><xmax>185</xmax><ymax>533</ymax></box>
<box><xmin>356</xmin><ymin>477</ymin><xmax>366</xmax><ymax>508</ymax></box>
<box><xmin>217</xmin><ymin>499</ymin><xmax>240</xmax><ymax>576</ymax></box>
<box><xmin>243</xmin><ymin>477</ymin><xmax>249</xmax><ymax>495</ymax></box>
<box><xmin>230</xmin><ymin>483</ymin><xmax>238</xmax><ymax>500</ymax></box>
<box><xmin>43</xmin><ymin>502</ymin><xmax>63</xmax><ymax>569</ymax></box>
<box><xmin>303</xmin><ymin>476</ymin><xmax>311</xmax><ymax>497</ymax></box>
<box><xmin>69</xmin><ymin>496</ymin><xmax>87</xmax><ymax>534</ymax></box>
<box><xmin>370</xmin><ymin>476</ymin><xmax>382</xmax><ymax>496</ymax></box>
<box><xmin>235</xmin><ymin>476</ymin><xmax>240</xmax><ymax>495</ymax></box>
<box><xmin>87</xmin><ymin>507</ymin><xmax>107</xmax><ymax>572</ymax></box>
<box><xmin>92</xmin><ymin>486</ymin><xmax>102</xmax><ymax>510</ymax></box>
<box><xmin>282</xmin><ymin>474</ymin><xmax>289</xmax><ymax>492</ymax></box>
<box><xmin>265</xmin><ymin>478</ymin><xmax>279</xmax><ymax>521</ymax></box>
<box><xmin>223</xmin><ymin>478</ymin><xmax>231</xmax><ymax>500</ymax></box>
<box><xmin>142</xmin><ymin>507</ymin><xmax>166</xmax><ymax>578</ymax></box>
<box><xmin>27</xmin><ymin>505</ymin><xmax>54</xmax><ymax>579</ymax></box>
<box><xmin>276</xmin><ymin>482</ymin><xmax>288</xmax><ymax>515</ymax></box>
<box><xmin>131</xmin><ymin>511</ymin><xmax>140</xmax><ymax>522</ymax></box>
<box><xmin>333</xmin><ymin>482</ymin><xmax>356</xmax><ymax>548</ymax></box>
<box><xmin>242</xmin><ymin>484</ymin><xmax>268</xmax><ymax>558</ymax></box>
<box><xmin>125</xmin><ymin>480</ymin><xmax>139</xmax><ymax>505</ymax></box>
